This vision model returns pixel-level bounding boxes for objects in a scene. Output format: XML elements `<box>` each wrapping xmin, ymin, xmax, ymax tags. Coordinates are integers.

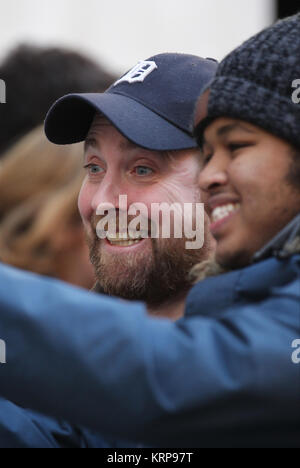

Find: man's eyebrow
<box><xmin>84</xmin><ymin>137</ymin><xmax>99</xmax><ymax>153</ymax></box>
<box><xmin>84</xmin><ymin>136</ymin><xmax>139</xmax><ymax>154</ymax></box>
<box><xmin>119</xmin><ymin>138</ymin><xmax>140</xmax><ymax>152</ymax></box>
<box><xmin>217</xmin><ymin>123</ymin><xmax>255</xmax><ymax>137</ymax></box>
<box><xmin>84</xmin><ymin>134</ymin><xmax>165</xmax><ymax>160</ymax></box>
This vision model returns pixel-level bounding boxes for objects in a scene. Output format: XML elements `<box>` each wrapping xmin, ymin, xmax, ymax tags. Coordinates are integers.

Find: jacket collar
<box><xmin>253</xmin><ymin>212</ymin><xmax>300</xmax><ymax>263</ymax></box>
<box><xmin>185</xmin><ymin>213</ymin><xmax>300</xmax><ymax>318</ymax></box>
<box><xmin>185</xmin><ymin>253</ymin><xmax>300</xmax><ymax>318</ymax></box>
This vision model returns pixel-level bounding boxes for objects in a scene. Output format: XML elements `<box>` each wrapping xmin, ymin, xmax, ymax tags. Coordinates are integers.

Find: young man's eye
<box><xmin>134</xmin><ymin>166</ymin><xmax>154</xmax><ymax>176</ymax></box>
<box><xmin>202</xmin><ymin>154</ymin><xmax>213</xmax><ymax>166</ymax></box>
<box><xmin>227</xmin><ymin>142</ymin><xmax>252</xmax><ymax>152</ymax></box>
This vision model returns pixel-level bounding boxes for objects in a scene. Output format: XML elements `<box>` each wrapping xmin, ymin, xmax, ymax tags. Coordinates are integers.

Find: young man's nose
<box><xmin>198</xmin><ymin>155</ymin><xmax>228</xmax><ymax>193</ymax></box>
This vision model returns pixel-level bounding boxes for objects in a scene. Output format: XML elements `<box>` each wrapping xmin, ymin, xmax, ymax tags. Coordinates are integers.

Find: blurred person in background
<box><xmin>0</xmin><ymin>126</ymin><xmax>95</xmax><ymax>289</ymax></box>
<box><xmin>0</xmin><ymin>43</ymin><xmax>116</xmax><ymax>288</ymax></box>
<box><xmin>0</xmin><ymin>44</ymin><xmax>116</xmax><ymax>157</ymax></box>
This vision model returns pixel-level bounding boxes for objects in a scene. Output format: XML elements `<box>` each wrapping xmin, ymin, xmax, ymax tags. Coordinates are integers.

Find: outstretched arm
<box><xmin>0</xmin><ymin>262</ymin><xmax>298</xmax><ymax>447</ymax></box>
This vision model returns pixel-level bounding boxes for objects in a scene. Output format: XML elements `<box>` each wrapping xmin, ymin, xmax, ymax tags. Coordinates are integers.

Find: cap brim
<box><xmin>45</xmin><ymin>93</ymin><xmax>197</xmax><ymax>151</ymax></box>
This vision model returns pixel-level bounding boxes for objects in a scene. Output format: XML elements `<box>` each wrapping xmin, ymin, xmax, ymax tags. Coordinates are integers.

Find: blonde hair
<box><xmin>0</xmin><ymin>126</ymin><xmax>85</xmax><ymax>277</ymax></box>
<box><xmin>189</xmin><ymin>258</ymin><xmax>226</xmax><ymax>283</ymax></box>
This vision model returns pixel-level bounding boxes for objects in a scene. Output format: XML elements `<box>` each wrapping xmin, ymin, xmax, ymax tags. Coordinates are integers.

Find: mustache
<box><xmin>90</xmin><ymin>210</ymin><xmax>155</xmax><ymax>237</ymax></box>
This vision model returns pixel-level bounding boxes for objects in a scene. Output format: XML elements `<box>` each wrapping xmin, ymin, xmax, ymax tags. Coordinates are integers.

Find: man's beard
<box><xmin>86</xmin><ymin>228</ymin><xmax>211</xmax><ymax>307</ymax></box>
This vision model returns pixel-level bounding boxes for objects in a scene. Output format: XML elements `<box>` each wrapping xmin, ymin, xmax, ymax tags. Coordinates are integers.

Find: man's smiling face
<box><xmin>198</xmin><ymin>117</ymin><xmax>300</xmax><ymax>269</ymax></box>
<box><xmin>79</xmin><ymin>115</ymin><xmax>213</xmax><ymax>306</ymax></box>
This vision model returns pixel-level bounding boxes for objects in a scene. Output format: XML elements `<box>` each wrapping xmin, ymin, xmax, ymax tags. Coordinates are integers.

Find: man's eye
<box><xmin>84</xmin><ymin>164</ymin><xmax>104</xmax><ymax>175</ymax></box>
<box><xmin>134</xmin><ymin>166</ymin><xmax>154</xmax><ymax>176</ymax></box>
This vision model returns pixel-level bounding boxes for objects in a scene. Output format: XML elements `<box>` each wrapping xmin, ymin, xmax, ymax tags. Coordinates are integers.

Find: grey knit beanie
<box><xmin>195</xmin><ymin>13</ymin><xmax>300</xmax><ymax>149</ymax></box>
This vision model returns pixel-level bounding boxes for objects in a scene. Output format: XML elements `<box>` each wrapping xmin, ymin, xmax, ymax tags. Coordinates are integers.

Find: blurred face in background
<box><xmin>0</xmin><ymin>126</ymin><xmax>95</xmax><ymax>290</ymax></box>
<box><xmin>79</xmin><ymin>115</ymin><xmax>213</xmax><ymax>307</ymax></box>
<box><xmin>198</xmin><ymin>117</ymin><xmax>300</xmax><ymax>269</ymax></box>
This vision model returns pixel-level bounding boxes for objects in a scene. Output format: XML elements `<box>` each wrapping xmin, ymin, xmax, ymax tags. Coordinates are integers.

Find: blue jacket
<box><xmin>0</xmin><ymin>398</ymin><xmax>112</xmax><ymax>448</ymax></box>
<box><xmin>0</xmin><ymin>223</ymin><xmax>299</xmax><ymax>447</ymax></box>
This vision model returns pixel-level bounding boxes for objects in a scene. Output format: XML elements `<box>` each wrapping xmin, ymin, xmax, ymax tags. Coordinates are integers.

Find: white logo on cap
<box><xmin>113</xmin><ymin>61</ymin><xmax>158</xmax><ymax>86</ymax></box>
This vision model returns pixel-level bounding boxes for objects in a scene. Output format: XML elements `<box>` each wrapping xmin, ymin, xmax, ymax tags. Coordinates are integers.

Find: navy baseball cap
<box><xmin>45</xmin><ymin>53</ymin><xmax>218</xmax><ymax>151</ymax></box>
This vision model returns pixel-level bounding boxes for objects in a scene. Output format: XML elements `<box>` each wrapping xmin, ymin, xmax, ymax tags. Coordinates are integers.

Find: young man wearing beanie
<box><xmin>194</xmin><ymin>13</ymin><xmax>300</xmax><ymax>268</ymax></box>
<box><xmin>0</xmin><ymin>17</ymin><xmax>299</xmax><ymax>448</ymax></box>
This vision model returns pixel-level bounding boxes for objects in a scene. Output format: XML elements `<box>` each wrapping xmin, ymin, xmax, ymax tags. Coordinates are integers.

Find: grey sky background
<box><xmin>0</xmin><ymin>0</ymin><xmax>275</xmax><ymax>75</ymax></box>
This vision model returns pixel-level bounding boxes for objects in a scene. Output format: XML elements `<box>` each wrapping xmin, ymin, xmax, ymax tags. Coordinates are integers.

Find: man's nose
<box><xmin>198</xmin><ymin>154</ymin><xmax>228</xmax><ymax>192</ymax></box>
<box><xmin>91</xmin><ymin>173</ymin><xmax>123</xmax><ymax>211</ymax></box>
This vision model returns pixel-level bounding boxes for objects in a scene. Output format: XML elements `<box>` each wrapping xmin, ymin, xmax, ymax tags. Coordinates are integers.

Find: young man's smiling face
<box><xmin>79</xmin><ymin>115</ymin><xmax>213</xmax><ymax>306</ymax></box>
<box><xmin>198</xmin><ymin>117</ymin><xmax>300</xmax><ymax>269</ymax></box>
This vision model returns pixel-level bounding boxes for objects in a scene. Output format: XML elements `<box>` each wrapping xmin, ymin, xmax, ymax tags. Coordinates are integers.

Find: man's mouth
<box><xmin>211</xmin><ymin>203</ymin><xmax>240</xmax><ymax>223</ymax></box>
<box><xmin>105</xmin><ymin>231</ymin><xmax>148</xmax><ymax>247</ymax></box>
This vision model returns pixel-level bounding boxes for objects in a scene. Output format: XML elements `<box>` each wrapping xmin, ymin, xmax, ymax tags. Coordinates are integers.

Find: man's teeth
<box><xmin>106</xmin><ymin>232</ymin><xmax>148</xmax><ymax>246</ymax></box>
<box><xmin>108</xmin><ymin>239</ymin><xmax>141</xmax><ymax>246</ymax></box>
<box><xmin>212</xmin><ymin>203</ymin><xmax>240</xmax><ymax>223</ymax></box>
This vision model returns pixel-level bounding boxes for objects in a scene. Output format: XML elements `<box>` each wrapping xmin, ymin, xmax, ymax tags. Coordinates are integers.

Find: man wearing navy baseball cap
<box><xmin>45</xmin><ymin>53</ymin><xmax>218</xmax><ymax>319</ymax></box>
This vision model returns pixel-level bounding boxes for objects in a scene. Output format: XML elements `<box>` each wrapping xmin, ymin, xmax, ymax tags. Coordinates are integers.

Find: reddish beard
<box><xmin>86</xmin><ymin>213</ymin><xmax>211</xmax><ymax>307</ymax></box>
